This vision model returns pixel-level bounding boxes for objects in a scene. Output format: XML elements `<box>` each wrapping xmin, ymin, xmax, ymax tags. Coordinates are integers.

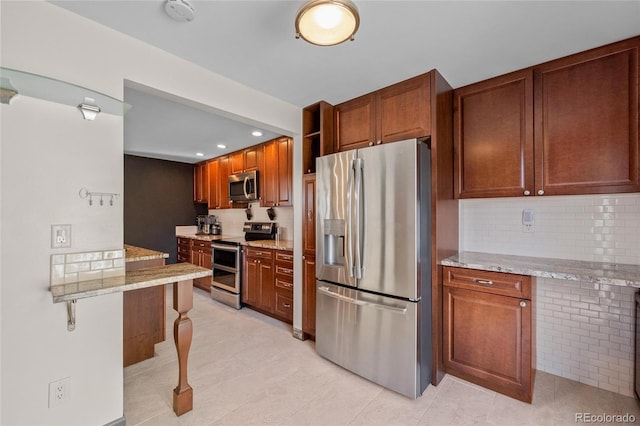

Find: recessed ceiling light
<box><xmin>252</xmin><ymin>130</ymin><xmax>263</xmax><ymax>137</ymax></box>
<box><xmin>217</xmin><ymin>144</ymin><xmax>227</xmax><ymax>149</ymax></box>
<box><xmin>195</xmin><ymin>152</ymin><xmax>204</xmax><ymax>157</ymax></box>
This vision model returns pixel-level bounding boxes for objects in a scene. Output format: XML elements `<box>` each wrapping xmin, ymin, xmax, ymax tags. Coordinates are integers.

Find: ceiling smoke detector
<box><xmin>165</xmin><ymin>0</ymin><xmax>195</xmax><ymax>22</ymax></box>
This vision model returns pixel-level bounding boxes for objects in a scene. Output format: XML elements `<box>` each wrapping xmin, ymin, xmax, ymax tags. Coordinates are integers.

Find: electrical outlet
<box><xmin>522</xmin><ymin>209</ymin><xmax>535</xmax><ymax>233</ymax></box>
<box><xmin>48</xmin><ymin>377</ymin><xmax>71</xmax><ymax>408</ymax></box>
<box><xmin>51</xmin><ymin>224</ymin><xmax>71</xmax><ymax>248</ymax></box>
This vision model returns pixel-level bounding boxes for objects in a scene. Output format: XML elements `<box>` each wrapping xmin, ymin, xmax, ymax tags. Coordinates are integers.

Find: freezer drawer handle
<box><xmin>317</xmin><ymin>286</ymin><xmax>408</xmax><ymax>314</ymax></box>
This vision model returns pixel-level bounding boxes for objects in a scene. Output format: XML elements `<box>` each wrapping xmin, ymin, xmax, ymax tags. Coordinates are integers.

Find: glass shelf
<box><xmin>0</xmin><ymin>67</ymin><xmax>131</xmax><ymax>116</ymax></box>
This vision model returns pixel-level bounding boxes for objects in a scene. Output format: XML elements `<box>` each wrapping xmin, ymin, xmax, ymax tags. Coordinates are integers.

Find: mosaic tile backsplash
<box><xmin>460</xmin><ymin>193</ymin><xmax>640</xmax><ymax>396</ymax></box>
<box><xmin>50</xmin><ymin>249</ymin><xmax>125</xmax><ymax>286</ymax></box>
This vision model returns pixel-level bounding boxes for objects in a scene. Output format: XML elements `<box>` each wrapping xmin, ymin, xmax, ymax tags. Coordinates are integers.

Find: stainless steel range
<box><xmin>210</xmin><ymin>222</ymin><xmax>277</xmax><ymax>309</ymax></box>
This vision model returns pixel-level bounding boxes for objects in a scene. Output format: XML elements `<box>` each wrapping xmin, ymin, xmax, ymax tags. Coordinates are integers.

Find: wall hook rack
<box><xmin>79</xmin><ymin>188</ymin><xmax>120</xmax><ymax>206</ymax></box>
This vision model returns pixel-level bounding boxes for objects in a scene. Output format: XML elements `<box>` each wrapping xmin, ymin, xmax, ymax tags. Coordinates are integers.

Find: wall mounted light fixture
<box><xmin>295</xmin><ymin>0</ymin><xmax>360</xmax><ymax>46</ymax></box>
<box><xmin>77</xmin><ymin>97</ymin><xmax>101</xmax><ymax>120</ymax></box>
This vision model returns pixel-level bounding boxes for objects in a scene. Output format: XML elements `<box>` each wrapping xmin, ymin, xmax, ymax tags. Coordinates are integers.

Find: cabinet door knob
<box><xmin>524</xmin><ymin>190</ymin><xmax>531</xmax><ymax>196</ymax></box>
<box><xmin>520</xmin><ymin>301</ymin><xmax>527</xmax><ymax>308</ymax></box>
<box><xmin>376</xmin><ymin>140</ymin><xmax>382</xmax><ymax>145</ymax></box>
<box><xmin>537</xmin><ymin>189</ymin><xmax>545</xmax><ymax>195</ymax></box>
<box><xmin>368</xmin><ymin>141</ymin><xmax>374</xmax><ymax>146</ymax></box>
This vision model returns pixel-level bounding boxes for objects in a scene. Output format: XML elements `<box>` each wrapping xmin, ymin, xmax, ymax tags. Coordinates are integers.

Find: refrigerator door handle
<box><xmin>317</xmin><ymin>285</ymin><xmax>408</xmax><ymax>314</ymax></box>
<box><xmin>346</xmin><ymin>159</ymin><xmax>355</xmax><ymax>278</ymax></box>
<box><xmin>354</xmin><ymin>158</ymin><xmax>363</xmax><ymax>279</ymax></box>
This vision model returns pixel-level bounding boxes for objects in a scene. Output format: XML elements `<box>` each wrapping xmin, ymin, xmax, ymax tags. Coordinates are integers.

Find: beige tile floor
<box><xmin>124</xmin><ymin>287</ymin><xmax>640</xmax><ymax>426</ymax></box>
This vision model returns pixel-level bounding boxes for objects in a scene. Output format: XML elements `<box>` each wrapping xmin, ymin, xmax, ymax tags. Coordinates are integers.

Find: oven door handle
<box><xmin>211</xmin><ymin>244</ymin><xmax>241</xmax><ymax>252</ymax></box>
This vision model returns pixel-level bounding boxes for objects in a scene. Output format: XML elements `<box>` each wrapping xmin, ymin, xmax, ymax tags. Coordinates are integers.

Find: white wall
<box><xmin>459</xmin><ymin>193</ymin><xmax>640</xmax><ymax>396</ymax></box>
<box><xmin>0</xmin><ymin>2</ymin><xmax>300</xmax><ymax>425</ymax></box>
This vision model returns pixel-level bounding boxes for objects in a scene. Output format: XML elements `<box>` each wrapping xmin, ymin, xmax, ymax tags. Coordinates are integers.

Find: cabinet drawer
<box><xmin>275</xmin><ymin>264</ymin><xmax>294</xmax><ymax>278</ymax></box>
<box><xmin>177</xmin><ymin>237</ymin><xmax>192</xmax><ymax>246</ymax></box>
<box><xmin>177</xmin><ymin>253</ymin><xmax>190</xmax><ymax>263</ymax></box>
<box><xmin>274</xmin><ymin>292</ymin><xmax>293</xmax><ymax>321</ymax></box>
<box><xmin>443</xmin><ymin>266</ymin><xmax>531</xmax><ymax>299</ymax></box>
<box><xmin>177</xmin><ymin>245</ymin><xmax>190</xmax><ymax>255</ymax></box>
<box><xmin>275</xmin><ymin>251</ymin><xmax>293</xmax><ymax>264</ymax></box>
<box><xmin>245</xmin><ymin>247</ymin><xmax>273</xmax><ymax>261</ymax></box>
<box><xmin>192</xmin><ymin>240</ymin><xmax>211</xmax><ymax>249</ymax></box>
<box><xmin>275</xmin><ymin>275</ymin><xmax>293</xmax><ymax>291</ymax></box>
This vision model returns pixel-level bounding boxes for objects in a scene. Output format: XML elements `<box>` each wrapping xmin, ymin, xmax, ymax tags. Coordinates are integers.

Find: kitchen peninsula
<box><xmin>49</xmin><ymin>248</ymin><xmax>211</xmax><ymax>416</ymax></box>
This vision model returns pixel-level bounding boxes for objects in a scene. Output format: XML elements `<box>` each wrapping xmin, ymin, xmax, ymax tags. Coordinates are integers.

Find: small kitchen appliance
<box><xmin>197</xmin><ymin>215</ymin><xmax>221</xmax><ymax>235</ymax></box>
<box><xmin>210</xmin><ymin>221</ymin><xmax>277</xmax><ymax>309</ymax></box>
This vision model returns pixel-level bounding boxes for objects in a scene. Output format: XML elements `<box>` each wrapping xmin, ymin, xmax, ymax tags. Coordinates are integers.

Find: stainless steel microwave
<box><xmin>228</xmin><ymin>170</ymin><xmax>259</xmax><ymax>203</ymax></box>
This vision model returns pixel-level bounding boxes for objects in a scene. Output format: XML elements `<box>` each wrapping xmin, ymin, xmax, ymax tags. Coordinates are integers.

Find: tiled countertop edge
<box><xmin>441</xmin><ymin>251</ymin><xmax>640</xmax><ymax>288</ymax></box>
<box><xmin>51</xmin><ymin>263</ymin><xmax>212</xmax><ymax>303</ymax></box>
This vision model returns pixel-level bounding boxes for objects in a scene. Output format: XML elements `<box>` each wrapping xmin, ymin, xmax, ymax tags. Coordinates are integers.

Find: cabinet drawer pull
<box><xmin>520</xmin><ymin>301</ymin><xmax>527</xmax><ymax>308</ymax></box>
<box><xmin>283</xmin><ymin>303</ymin><xmax>291</xmax><ymax>308</ymax></box>
<box><xmin>472</xmin><ymin>279</ymin><xmax>493</xmax><ymax>285</ymax></box>
<box><xmin>279</xmin><ymin>267</ymin><xmax>293</xmax><ymax>274</ymax></box>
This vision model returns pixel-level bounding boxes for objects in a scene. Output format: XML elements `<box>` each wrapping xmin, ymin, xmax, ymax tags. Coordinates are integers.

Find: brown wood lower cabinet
<box><xmin>190</xmin><ymin>239</ymin><xmax>212</xmax><ymax>291</ymax></box>
<box><xmin>302</xmin><ymin>254</ymin><xmax>316</xmax><ymax>338</ymax></box>
<box><xmin>124</xmin><ymin>257</ymin><xmax>166</xmax><ymax>367</ymax></box>
<box><xmin>443</xmin><ymin>266</ymin><xmax>533</xmax><ymax>402</ymax></box>
<box><xmin>242</xmin><ymin>247</ymin><xmax>293</xmax><ymax>324</ymax></box>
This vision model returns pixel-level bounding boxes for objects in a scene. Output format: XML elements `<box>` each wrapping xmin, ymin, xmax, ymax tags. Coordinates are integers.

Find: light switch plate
<box><xmin>51</xmin><ymin>224</ymin><xmax>71</xmax><ymax>248</ymax></box>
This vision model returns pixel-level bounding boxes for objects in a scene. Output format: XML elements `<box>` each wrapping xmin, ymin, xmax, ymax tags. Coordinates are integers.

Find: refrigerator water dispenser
<box><xmin>323</xmin><ymin>219</ymin><xmax>345</xmax><ymax>266</ymax></box>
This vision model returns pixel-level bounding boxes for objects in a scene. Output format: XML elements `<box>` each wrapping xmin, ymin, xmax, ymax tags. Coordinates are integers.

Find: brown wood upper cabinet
<box><xmin>261</xmin><ymin>137</ymin><xmax>292</xmax><ymax>207</ymax></box>
<box><xmin>335</xmin><ymin>73</ymin><xmax>431</xmax><ymax>152</ymax></box>
<box><xmin>193</xmin><ymin>162</ymin><xmax>209</xmax><ymax>203</ymax></box>
<box><xmin>454</xmin><ymin>69</ymin><xmax>534</xmax><ymax>198</ymax></box>
<box><xmin>534</xmin><ymin>37</ymin><xmax>639</xmax><ymax>196</ymax></box>
<box><xmin>210</xmin><ymin>156</ymin><xmax>230</xmax><ymax>209</ymax></box>
<box><xmin>231</xmin><ymin>145</ymin><xmax>261</xmax><ymax>174</ymax></box>
<box><xmin>454</xmin><ymin>36</ymin><xmax>640</xmax><ymax>198</ymax></box>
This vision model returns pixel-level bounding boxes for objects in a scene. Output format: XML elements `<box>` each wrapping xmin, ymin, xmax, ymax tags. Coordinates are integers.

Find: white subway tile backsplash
<box><xmin>50</xmin><ymin>249</ymin><xmax>125</xmax><ymax>286</ymax></box>
<box><xmin>535</xmin><ymin>277</ymin><xmax>635</xmax><ymax>396</ymax></box>
<box><xmin>461</xmin><ymin>193</ymin><xmax>640</xmax><ymax>264</ymax></box>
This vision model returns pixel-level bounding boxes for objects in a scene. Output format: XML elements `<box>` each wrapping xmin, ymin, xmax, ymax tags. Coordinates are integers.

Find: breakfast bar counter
<box><xmin>50</xmin><ymin>262</ymin><xmax>210</xmax><ymax>302</ymax></box>
<box><xmin>50</xmin><ymin>256</ymin><xmax>211</xmax><ymax>417</ymax></box>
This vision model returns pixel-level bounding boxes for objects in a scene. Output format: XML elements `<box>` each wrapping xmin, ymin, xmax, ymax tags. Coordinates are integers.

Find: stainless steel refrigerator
<box><xmin>315</xmin><ymin>138</ymin><xmax>431</xmax><ymax>398</ymax></box>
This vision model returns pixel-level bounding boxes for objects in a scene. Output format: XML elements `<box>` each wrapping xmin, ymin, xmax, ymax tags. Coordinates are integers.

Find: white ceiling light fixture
<box><xmin>217</xmin><ymin>144</ymin><xmax>227</xmax><ymax>149</ymax></box>
<box><xmin>295</xmin><ymin>0</ymin><xmax>360</xmax><ymax>46</ymax></box>
<box><xmin>78</xmin><ymin>97</ymin><xmax>101</xmax><ymax>120</ymax></box>
<box><xmin>165</xmin><ymin>0</ymin><xmax>195</xmax><ymax>22</ymax></box>
<box><xmin>195</xmin><ymin>152</ymin><xmax>204</xmax><ymax>157</ymax></box>
<box><xmin>251</xmin><ymin>130</ymin><xmax>263</xmax><ymax>137</ymax></box>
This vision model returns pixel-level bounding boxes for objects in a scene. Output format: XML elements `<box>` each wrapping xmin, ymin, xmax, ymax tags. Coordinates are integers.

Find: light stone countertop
<box><xmin>177</xmin><ymin>234</ymin><xmax>224</xmax><ymax>242</ymax></box>
<box><xmin>243</xmin><ymin>240</ymin><xmax>293</xmax><ymax>251</ymax></box>
<box><xmin>441</xmin><ymin>251</ymin><xmax>640</xmax><ymax>288</ymax></box>
<box><xmin>176</xmin><ymin>234</ymin><xmax>293</xmax><ymax>251</ymax></box>
<box><xmin>51</xmin><ymin>262</ymin><xmax>212</xmax><ymax>303</ymax></box>
<box><xmin>124</xmin><ymin>244</ymin><xmax>169</xmax><ymax>262</ymax></box>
